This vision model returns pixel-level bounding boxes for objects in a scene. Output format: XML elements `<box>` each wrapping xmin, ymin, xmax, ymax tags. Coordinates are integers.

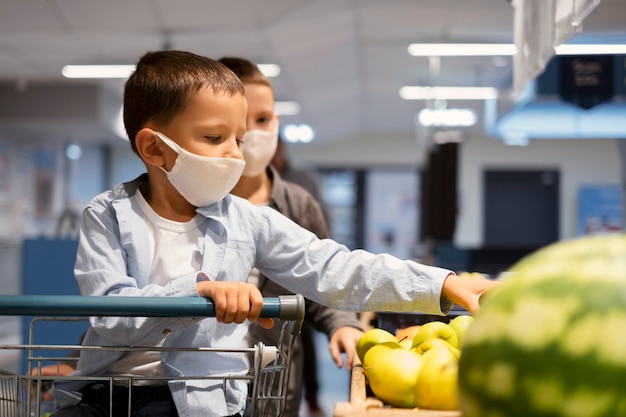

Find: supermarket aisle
<box><xmin>299</xmin><ymin>329</ymin><xmax>352</xmax><ymax>417</ymax></box>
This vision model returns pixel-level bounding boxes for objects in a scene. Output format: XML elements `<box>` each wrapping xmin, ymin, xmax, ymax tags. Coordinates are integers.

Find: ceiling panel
<box><xmin>0</xmin><ymin>0</ymin><xmax>622</xmax><ymax>148</ymax></box>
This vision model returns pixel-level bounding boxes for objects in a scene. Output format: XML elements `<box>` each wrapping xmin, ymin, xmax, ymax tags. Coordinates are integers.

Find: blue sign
<box><xmin>577</xmin><ymin>185</ymin><xmax>623</xmax><ymax>236</ymax></box>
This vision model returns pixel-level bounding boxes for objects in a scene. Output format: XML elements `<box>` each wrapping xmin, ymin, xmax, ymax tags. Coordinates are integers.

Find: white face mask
<box><xmin>155</xmin><ymin>132</ymin><xmax>245</xmax><ymax>207</ymax></box>
<box><xmin>241</xmin><ymin>124</ymin><xmax>279</xmax><ymax>177</ymax></box>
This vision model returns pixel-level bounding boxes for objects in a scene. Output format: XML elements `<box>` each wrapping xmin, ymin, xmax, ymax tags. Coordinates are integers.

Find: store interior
<box><xmin>0</xmin><ymin>1</ymin><xmax>625</xmax><ymax>414</ymax></box>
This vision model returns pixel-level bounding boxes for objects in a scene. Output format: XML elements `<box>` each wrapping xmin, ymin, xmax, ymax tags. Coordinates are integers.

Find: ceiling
<box><xmin>0</xmin><ymin>0</ymin><xmax>624</xmax><ymax>149</ymax></box>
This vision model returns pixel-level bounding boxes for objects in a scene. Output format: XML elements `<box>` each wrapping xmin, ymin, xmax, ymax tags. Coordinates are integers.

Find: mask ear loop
<box><xmin>154</xmin><ymin>132</ymin><xmax>180</xmax><ymax>153</ymax></box>
<box><xmin>153</xmin><ymin>132</ymin><xmax>181</xmax><ymax>175</ymax></box>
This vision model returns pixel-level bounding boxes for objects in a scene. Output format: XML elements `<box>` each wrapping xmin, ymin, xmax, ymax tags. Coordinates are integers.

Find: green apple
<box><xmin>398</xmin><ymin>338</ymin><xmax>413</xmax><ymax>349</ymax></box>
<box><xmin>412</xmin><ymin>337</ymin><xmax>460</xmax><ymax>358</ymax></box>
<box><xmin>363</xmin><ymin>341</ymin><xmax>424</xmax><ymax>408</ymax></box>
<box><xmin>414</xmin><ymin>347</ymin><xmax>459</xmax><ymax>410</ymax></box>
<box><xmin>411</xmin><ymin>321</ymin><xmax>459</xmax><ymax>349</ymax></box>
<box><xmin>448</xmin><ymin>314</ymin><xmax>474</xmax><ymax>348</ymax></box>
<box><xmin>356</xmin><ymin>328</ymin><xmax>398</xmax><ymax>362</ymax></box>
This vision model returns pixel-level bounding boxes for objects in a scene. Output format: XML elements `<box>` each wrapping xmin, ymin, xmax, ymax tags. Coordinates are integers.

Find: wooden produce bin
<box><xmin>333</xmin><ymin>361</ymin><xmax>461</xmax><ymax>417</ymax></box>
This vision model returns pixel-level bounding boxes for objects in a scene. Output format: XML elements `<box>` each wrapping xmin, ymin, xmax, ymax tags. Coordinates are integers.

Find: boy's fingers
<box><xmin>211</xmin><ymin>292</ymin><xmax>227</xmax><ymax>323</ymax></box>
<box><xmin>248</xmin><ymin>287</ymin><xmax>264</xmax><ymax>319</ymax></box>
<box><xmin>248</xmin><ymin>288</ymin><xmax>273</xmax><ymax>328</ymax></box>
<box><xmin>234</xmin><ymin>290</ymin><xmax>251</xmax><ymax>323</ymax></box>
<box><xmin>464</xmin><ymin>297</ymin><xmax>481</xmax><ymax>315</ymax></box>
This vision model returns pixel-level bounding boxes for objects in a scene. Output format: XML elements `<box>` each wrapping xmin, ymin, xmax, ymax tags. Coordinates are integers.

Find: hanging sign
<box><xmin>559</xmin><ymin>54</ymin><xmax>614</xmax><ymax>109</ymax></box>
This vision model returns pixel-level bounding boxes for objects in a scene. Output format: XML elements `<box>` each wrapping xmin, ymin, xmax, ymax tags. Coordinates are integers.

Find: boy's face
<box><xmin>244</xmin><ymin>83</ymin><xmax>278</xmax><ymax>134</ymax></box>
<box><xmin>159</xmin><ymin>87</ymin><xmax>247</xmax><ymax>161</ymax></box>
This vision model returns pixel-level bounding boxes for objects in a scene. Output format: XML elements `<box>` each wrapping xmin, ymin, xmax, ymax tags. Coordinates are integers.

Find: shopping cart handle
<box><xmin>0</xmin><ymin>294</ymin><xmax>305</xmax><ymax>321</ymax></box>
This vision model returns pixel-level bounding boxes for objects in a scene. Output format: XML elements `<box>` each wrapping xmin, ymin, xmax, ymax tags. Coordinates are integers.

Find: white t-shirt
<box><xmin>109</xmin><ymin>190</ymin><xmax>206</xmax><ymax>383</ymax></box>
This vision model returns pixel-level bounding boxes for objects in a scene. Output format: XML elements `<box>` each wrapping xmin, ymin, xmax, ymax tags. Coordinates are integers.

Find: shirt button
<box><xmin>162</xmin><ymin>328</ymin><xmax>171</xmax><ymax>335</ymax></box>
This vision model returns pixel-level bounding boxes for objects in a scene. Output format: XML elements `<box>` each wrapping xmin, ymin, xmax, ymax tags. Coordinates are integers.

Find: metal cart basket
<box><xmin>0</xmin><ymin>294</ymin><xmax>305</xmax><ymax>417</ymax></box>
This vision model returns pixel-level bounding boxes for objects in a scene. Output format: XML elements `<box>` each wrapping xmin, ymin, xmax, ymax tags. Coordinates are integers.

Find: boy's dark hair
<box><xmin>218</xmin><ymin>57</ymin><xmax>273</xmax><ymax>89</ymax></box>
<box><xmin>123</xmin><ymin>50</ymin><xmax>246</xmax><ymax>154</ymax></box>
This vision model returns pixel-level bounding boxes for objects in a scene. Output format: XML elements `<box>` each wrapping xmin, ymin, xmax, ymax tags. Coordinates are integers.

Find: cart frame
<box><xmin>0</xmin><ymin>294</ymin><xmax>305</xmax><ymax>417</ymax></box>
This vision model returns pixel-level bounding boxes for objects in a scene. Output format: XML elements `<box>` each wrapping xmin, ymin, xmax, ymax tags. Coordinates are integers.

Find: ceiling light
<box><xmin>283</xmin><ymin>124</ymin><xmax>314</xmax><ymax>143</ymax></box>
<box><xmin>274</xmin><ymin>101</ymin><xmax>301</xmax><ymax>116</ymax></box>
<box><xmin>61</xmin><ymin>62</ymin><xmax>283</xmax><ymax>79</ymax></box>
<box><xmin>257</xmin><ymin>64</ymin><xmax>281</xmax><ymax>78</ymax></box>
<box><xmin>62</xmin><ymin>65</ymin><xmax>136</xmax><ymax>79</ymax></box>
<box><xmin>408</xmin><ymin>43</ymin><xmax>516</xmax><ymax>56</ymax></box>
<box><xmin>417</xmin><ymin>108</ymin><xmax>477</xmax><ymax>127</ymax></box>
<box><xmin>554</xmin><ymin>44</ymin><xmax>626</xmax><ymax>55</ymax></box>
<box><xmin>65</xmin><ymin>143</ymin><xmax>82</xmax><ymax>160</ymax></box>
<box><xmin>407</xmin><ymin>43</ymin><xmax>626</xmax><ymax>57</ymax></box>
<box><xmin>502</xmin><ymin>132</ymin><xmax>530</xmax><ymax>146</ymax></box>
<box><xmin>400</xmin><ymin>86</ymin><xmax>498</xmax><ymax>100</ymax></box>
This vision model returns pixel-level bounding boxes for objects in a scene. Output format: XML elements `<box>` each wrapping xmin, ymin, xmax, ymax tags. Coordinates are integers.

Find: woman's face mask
<box><xmin>155</xmin><ymin>132</ymin><xmax>245</xmax><ymax>207</ymax></box>
<box><xmin>240</xmin><ymin>124</ymin><xmax>279</xmax><ymax>178</ymax></box>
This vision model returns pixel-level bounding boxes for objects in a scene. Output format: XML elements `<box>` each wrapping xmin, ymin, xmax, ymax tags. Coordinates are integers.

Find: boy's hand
<box><xmin>441</xmin><ymin>273</ymin><xmax>500</xmax><ymax>315</ymax></box>
<box><xmin>197</xmin><ymin>281</ymin><xmax>274</xmax><ymax>329</ymax></box>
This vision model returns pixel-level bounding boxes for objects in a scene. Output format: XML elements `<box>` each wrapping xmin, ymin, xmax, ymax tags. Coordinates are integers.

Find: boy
<box><xmin>219</xmin><ymin>56</ymin><xmax>363</xmax><ymax>417</ymax></box>
<box><xmin>51</xmin><ymin>50</ymin><xmax>496</xmax><ymax>417</ymax></box>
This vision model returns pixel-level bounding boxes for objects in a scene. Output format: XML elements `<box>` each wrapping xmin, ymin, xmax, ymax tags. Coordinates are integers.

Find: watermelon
<box><xmin>458</xmin><ymin>234</ymin><xmax>626</xmax><ymax>417</ymax></box>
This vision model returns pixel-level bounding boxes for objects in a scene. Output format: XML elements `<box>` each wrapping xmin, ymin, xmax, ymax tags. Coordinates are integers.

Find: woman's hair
<box><xmin>123</xmin><ymin>50</ymin><xmax>245</xmax><ymax>154</ymax></box>
<box><xmin>218</xmin><ymin>56</ymin><xmax>273</xmax><ymax>89</ymax></box>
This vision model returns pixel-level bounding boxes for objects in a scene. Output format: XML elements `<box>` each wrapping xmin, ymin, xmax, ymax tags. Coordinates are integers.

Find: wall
<box><xmin>456</xmin><ymin>136</ymin><xmax>621</xmax><ymax>247</ymax></box>
<box><xmin>0</xmin><ymin>131</ymin><xmax>622</xmax><ymax>247</ymax></box>
<box><xmin>287</xmin><ymin>133</ymin><xmax>429</xmax><ymax>169</ymax></box>
<box><xmin>0</xmin><ymin>139</ymin><xmax>63</xmax><ymax>238</ymax></box>
<box><xmin>109</xmin><ymin>145</ymin><xmax>145</xmax><ymax>187</ymax></box>
<box><xmin>70</xmin><ymin>143</ymin><xmax>143</xmax><ymax>209</ymax></box>
<box><xmin>286</xmin><ymin>133</ymin><xmax>623</xmax><ymax>248</ymax></box>
<box><xmin>0</xmin><ymin>137</ymin><xmax>142</xmax><ymax>239</ymax></box>
<box><xmin>69</xmin><ymin>145</ymin><xmax>105</xmax><ymax>211</ymax></box>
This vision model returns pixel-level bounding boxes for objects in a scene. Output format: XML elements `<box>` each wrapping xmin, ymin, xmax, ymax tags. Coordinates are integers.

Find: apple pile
<box><xmin>356</xmin><ymin>315</ymin><xmax>474</xmax><ymax>410</ymax></box>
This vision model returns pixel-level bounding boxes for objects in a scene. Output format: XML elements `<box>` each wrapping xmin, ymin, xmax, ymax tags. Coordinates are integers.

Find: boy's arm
<box><xmin>440</xmin><ymin>273</ymin><xmax>500</xmax><ymax>314</ymax></box>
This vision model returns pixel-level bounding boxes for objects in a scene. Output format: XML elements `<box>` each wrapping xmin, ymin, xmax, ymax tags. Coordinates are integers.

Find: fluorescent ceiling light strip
<box><xmin>61</xmin><ymin>62</ymin><xmax>283</xmax><ymax>79</ymax></box>
<box><xmin>408</xmin><ymin>43</ymin><xmax>626</xmax><ymax>57</ymax></box>
<box><xmin>257</xmin><ymin>64</ymin><xmax>281</xmax><ymax>78</ymax></box>
<box><xmin>417</xmin><ymin>108</ymin><xmax>477</xmax><ymax>127</ymax></box>
<box><xmin>274</xmin><ymin>101</ymin><xmax>300</xmax><ymax>116</ymax></box>
<box><xmin>555</xmin><ymin>44</ymin><xmax>626</xmax><ymax>55</ymax></box>
<box><xmin>62</xmin><ymin>65</ymin><xmax>136</xmax><ymax>79</ymax></box>
<box><xmin>400</xmin><ymin>86</ymin><xmax>498</xmax><ymax>100</ymax></box>
<box><xmin>408</xmin><ymin>43</ymin><xmax>516</xmax><ymax>56</ymax></box>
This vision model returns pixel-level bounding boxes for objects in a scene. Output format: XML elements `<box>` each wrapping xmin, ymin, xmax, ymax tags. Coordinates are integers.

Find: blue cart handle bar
<box><xmin>0</xmin><ymin>294</ymin><xmax>305</xmax><ymax>321</ymax></box>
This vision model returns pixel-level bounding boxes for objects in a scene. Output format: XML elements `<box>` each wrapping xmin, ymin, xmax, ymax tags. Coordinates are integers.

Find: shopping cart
<box><xmin>0</xmin><ymin>294</ymin><xmax>305</xmax><ymax>417</ymax></box>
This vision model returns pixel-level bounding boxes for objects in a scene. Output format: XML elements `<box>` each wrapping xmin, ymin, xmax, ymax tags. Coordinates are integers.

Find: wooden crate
<box><xmin>333</xmin><ymin>362</ymin><xmax>461</xmax><ymax>417</ymax></box>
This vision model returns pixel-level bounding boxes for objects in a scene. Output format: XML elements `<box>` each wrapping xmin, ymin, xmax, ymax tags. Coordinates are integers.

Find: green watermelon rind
<box><xmin>459</xmin><ymin>234</ymin><xmax>626</xmax><ymax>417</ymax></box>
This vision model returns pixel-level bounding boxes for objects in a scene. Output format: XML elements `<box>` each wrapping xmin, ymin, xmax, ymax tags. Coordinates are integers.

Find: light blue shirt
<box><xmin>53</xmin><ymin>175</ymin><xmax>452</xmax><ymax>417</ymax></box>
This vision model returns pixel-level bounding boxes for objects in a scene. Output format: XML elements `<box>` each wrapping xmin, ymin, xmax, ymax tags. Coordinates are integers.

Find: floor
<box><xmin>298</xmin><ymin>329</ymin><xmax>352</xmax><ymax>417</ymax></box>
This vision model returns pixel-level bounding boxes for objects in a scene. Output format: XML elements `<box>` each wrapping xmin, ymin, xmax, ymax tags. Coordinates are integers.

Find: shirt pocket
<box><xmin>219</xmin><ymin>239</ymin><xmax>255</xmax><ymax>282</ymax></box>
